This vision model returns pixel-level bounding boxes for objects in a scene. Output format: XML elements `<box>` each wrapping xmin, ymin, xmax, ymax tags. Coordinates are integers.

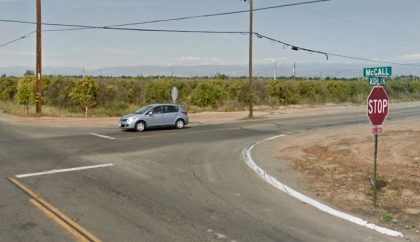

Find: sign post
<box><xmin>364</xmin><ymin>66</ymin><xmax>392</xmax><ymax>207</ymax></box>
<box><xmin>171</xmin><ymin>86</ymin><xmax>178</xmax><ymax>104</ymax></box>
<box><xmin>367</xmin><ymin>86</ymin><xmax>389</xmax><ymax>207</ymax></box>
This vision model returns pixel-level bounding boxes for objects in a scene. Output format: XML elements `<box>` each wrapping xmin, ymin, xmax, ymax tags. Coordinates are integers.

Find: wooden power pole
<box><xmin>248</xmin><ymin>0</ymin><xmax>254</xmax><ymax>119</ymax></box>
<box><xmin>35</xmin><ymin>0</ymin><xmax>42</xmax><ymax>114</ymax></box>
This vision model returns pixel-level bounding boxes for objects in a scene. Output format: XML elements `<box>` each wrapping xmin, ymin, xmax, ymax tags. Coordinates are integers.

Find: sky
<box><xmin>1</xmin><ymin>0</ymin><xmax>420</xmax><ymax>74</ymax></box>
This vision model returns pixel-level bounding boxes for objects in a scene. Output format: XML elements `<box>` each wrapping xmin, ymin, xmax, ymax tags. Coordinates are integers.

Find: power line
<box><xmin>0</xmin><ymin>28</ymin><xmax>94</xmax><ymax>48</ymax></box>
<box><xmin>2</xmin><ymin>28</ymin><xmax>419</xmax><ymax>67</ymax></box>
<box><xmin>0</xmin><ymin>0</ymin><xmax>331</xmax><ymax>47</ymax></box>
<box><xmin>1</xmin><ymin>3</ymin><xmax>418</xmax><ymax>67</ymax></box>
<box><xmin>254</xmin><ymin>33</ymin><xmax>420</xmax><ymax>67</ymax></box>
<box><xmin>0</xmin><ymin>26</ymin><xmax>250</xmax><ymax>48</ymax></box>
<box><xmin>109</xmin><ymin>0</ymin><xmax>331</xmax><ymax>27</ymax></box>
<box><xmin>0</xmin><ymin>0</ymin><xmax>331</xmax><ymax>28</ymax></box>
<box><xmin>0</xmin><ymin>31</ymin><xmax>35</xmax><ymax>47</ymax></box>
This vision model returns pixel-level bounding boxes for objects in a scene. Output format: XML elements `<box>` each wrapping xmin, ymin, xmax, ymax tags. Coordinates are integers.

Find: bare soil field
<box><xmin>271</xmin><ymin>119</ymin><xmax>419</xmax><ymax>239</ymax></box>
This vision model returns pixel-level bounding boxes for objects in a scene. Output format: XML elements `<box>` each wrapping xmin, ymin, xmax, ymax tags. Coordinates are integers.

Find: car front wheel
<box><xmin>175</xmin><ymin>119</ymin><xmax>185</xmax><ymax>129</ymax></box>
<box><xmin>135</xmin><ymin>121</ymin><xmax>146</xmax><ymax>132</ymax></box>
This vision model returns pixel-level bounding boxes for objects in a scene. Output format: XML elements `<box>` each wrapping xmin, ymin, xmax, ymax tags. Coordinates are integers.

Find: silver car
<box><xmin>119</xmin><ymin>104</ymin><xmax>189</xmax><ymax>132</ymax></box>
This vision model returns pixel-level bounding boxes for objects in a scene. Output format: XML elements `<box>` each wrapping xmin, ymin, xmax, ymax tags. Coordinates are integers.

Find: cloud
<box><xmin>175</xmin><ymin>56</ymin><xmax>219</xmax><ymax>65</ymax></box>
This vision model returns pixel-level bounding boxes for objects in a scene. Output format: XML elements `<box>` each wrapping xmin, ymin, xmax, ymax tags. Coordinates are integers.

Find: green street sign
<box><xmin>368</xmin><ymin>77</ymin><xmax>386</xmax><ymax>86</ymax></box>
<box><xmin>363</xmin><ymin>66</ymin><xmax>392</xmax><ymax>77</ymax></box>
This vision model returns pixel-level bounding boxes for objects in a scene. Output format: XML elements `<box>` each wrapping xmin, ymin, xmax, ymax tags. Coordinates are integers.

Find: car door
<box><xmin>162</xmin><ymin>105</ymin><xmax>178</xmax><ymax>125</ymax></box>
<box><xmin>146</xmin><ymin>105</ymin><xmax>165</xmax><ymax>126</ymax></box>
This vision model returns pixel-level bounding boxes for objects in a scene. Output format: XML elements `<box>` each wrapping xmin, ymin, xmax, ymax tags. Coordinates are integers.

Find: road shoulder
<box><xmin>252</xmin><ymin>118</ymin><xmax>420</xmax><ymax>241</ymax></box>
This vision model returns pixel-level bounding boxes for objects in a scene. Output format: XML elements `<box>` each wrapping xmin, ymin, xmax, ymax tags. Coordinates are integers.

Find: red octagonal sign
<box><xmin>367</xmin><ymin>86</ymin><xmax>389</xmax><ymax>126</ymax></box>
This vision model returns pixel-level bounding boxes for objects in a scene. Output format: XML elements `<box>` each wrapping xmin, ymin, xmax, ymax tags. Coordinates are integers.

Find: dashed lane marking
<box><xmin>15</xmin><ymin>163</ymin><xmax>114</xmax><ymax>178</ymax></box>
<box><xmin>87</xmin><ymin>133</ymin><xmax>116</xmax><ymax>140</ymax></box>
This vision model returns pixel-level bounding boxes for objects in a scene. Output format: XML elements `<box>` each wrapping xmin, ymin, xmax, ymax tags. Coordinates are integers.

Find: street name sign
<box><xmin>363</xmin><ymin>66</ymin><xmax>392</xmax><ymax>77</ymax></box>
<box><xmin>368</xmin><ymin>77</ymin><xmax>386</xmax><ymax>86</ymax></box>
<box><xmin>367</xmin><ymin>86</ymin><xmax>389</xmax><ymax>126</ymax></box>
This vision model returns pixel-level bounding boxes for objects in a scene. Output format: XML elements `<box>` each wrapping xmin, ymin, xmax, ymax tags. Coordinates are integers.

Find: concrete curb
<box><xmin>243</xmin><ymin>134</ymin><xmax>403</xmax><ymax>238</ymax></box>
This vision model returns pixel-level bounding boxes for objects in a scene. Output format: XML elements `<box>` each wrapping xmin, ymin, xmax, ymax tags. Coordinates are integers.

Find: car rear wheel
<box><xmin>175</xmin><ymin>119</ymin><xmax>185</xmax><ymax>129</ymax></box>
<box><xmin>135</xmin><ymin>121</ymin><xmax>146</xmax><ymax>132</ymax></box>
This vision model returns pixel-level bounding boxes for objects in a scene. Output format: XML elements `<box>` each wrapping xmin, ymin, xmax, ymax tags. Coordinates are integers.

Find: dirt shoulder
<box><xmin>253</xmin><ymin>117</ymin><xmax>420</xmax><ymax>240</ymax></box>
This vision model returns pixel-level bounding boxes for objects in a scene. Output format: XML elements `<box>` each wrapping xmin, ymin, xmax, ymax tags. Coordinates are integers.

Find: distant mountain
<box><xmin>1</xmin><ymin>63</ymin><xmax>420</xmax><ymax>78</ymax></box>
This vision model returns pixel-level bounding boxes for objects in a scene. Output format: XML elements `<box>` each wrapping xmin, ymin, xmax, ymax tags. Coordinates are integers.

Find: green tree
<box><xmin>24</xmin><ymin>70</ymin><xmax>34</xmax><ymax>76</ymax></box>
<box><xmin>144</xmin><ymin>79</ymin><xmax>171</xmax><ymax>103</ymax></box>
<box><xmin>68</xmin><ymin>77</ymin><xmax>98</xmax><ymax>109</ymax></box>
<box><xmin>16</xmin><ymin>76</ymin><xmax>35</xmax><ymax>105</ymax></box>
<box><xmin>190</xmin><ymin>81</ymin><xmax>226</xmax><ymax>107</ymax></box>
<box><xmin>0</xmin><ymin>78</ymin><xmax>17</xmax><ymax>101</ymax></box>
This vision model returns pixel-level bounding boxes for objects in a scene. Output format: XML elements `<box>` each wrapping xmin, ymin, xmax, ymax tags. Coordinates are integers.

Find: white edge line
<box><xmin>243</xmin><ymin>134</ymin><xmax>403</xmax><ymax>238</ymax></box>
<box><xmin>15</xmin><ymin>163</ymin><xmax>114</xmax><ymax>178</ymax></box>
<box><xmin>87</xmin><ymin>133</ymin><xmax>116</xmax><ymax>140</ymax></box>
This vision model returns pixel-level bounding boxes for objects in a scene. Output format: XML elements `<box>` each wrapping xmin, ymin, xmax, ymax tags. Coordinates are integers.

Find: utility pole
<box><xmin>35</xmin><ymin>0</ymin><xmax>42</xmax><ymax>114</ymax></box>
<box><xmin>273</xmin><ymin>60</ymin><xmax>277</xmax><ymax>80</ymax></box>
<box><xmin>293</xmin><ymin>61</ymin><xmax>296</xmax><ymax>80</ymax></box>
<box><xmin>248</xmin><ymin>0</ymin><xmax>254</xmax><ymax>119</ymax></box>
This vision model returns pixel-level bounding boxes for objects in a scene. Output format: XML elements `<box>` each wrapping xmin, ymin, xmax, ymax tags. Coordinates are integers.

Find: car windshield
<box><xmin>134</xmin><ymin>105</ymin><xmax>153</xmax><ymax>114</ymax></box>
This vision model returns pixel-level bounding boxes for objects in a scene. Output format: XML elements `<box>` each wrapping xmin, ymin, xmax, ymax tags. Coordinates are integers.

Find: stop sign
<box><xmin>367</xmin><ymin>86</ymin><xmax>389</xmax><ymax>126</ymax></box>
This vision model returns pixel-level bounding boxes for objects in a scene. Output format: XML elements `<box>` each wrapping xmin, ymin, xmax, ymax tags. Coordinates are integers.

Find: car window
<box><xmin>152</xmin><ymin>106</ymin><xmax>163</xmax><ymax>114</ymax></box>
<box><xmin>165</xmin><ymin>105</ymin><xmax>178</xmax><ymax>113</ymax></box>
<box><xmin>135</xmin><ymin>105</ymin><xmax>153</xmax><ymax>114</ymax></box>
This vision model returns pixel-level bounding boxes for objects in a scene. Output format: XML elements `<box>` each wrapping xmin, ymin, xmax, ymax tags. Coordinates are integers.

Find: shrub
<box><xmin>16</xmin><ymin>76</ymin><xmax>36</xmax><ymax>105</ymax></box>
<box><xmin>325</xmin><ymin>81</ymin><xmax>349</xmax><ymax>102</ymax></box>
<box><xmin>68</xmin><ymin>77</ymin><xmax>98</xmax><ymax>109</ymax></box>
<box><xmin>266</xmin><ymin>80</ymin><xmax>300</xmax><ymax>104</ymax></box>
<box><xmin>144</xmin><ymin>79</ymin><xmax>172</xmax><ymax>103</ymax></box>
<box><xmin>190</xmin><ymin>81</ymin><xmax>226</xmax><ymax>107</ymax></box>
<box><xmin>43</xmin><ymin>76</ymin><xmax>72</xmax><ymax>107</ymax></box>
<box><xmin>0</xmin><ymin>78</ymin><xmax>17</xmax><ymax>101</ymax></box>
<box><xmin>298</xmin><ymin>80</ymin><xmax>327</xmax><ymax>103</ymax></box>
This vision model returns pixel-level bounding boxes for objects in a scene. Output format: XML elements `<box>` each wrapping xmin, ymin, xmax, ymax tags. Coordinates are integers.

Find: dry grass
<box><xmin>292</xmin><ymin>131</ymin><xmax>420</xmax><ymax>232</ymax></box>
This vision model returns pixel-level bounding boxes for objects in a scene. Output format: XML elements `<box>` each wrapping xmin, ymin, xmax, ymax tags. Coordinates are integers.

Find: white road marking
<box><xmin>15</xmin><ymin>164</ymin><xmax>114</xmax><ymax>178</ymax></box>
<box><xmin>215</xmin><ymin>233</ymin><xmax>226</xmax><ymax>239</ymax></box>
<box><xmin>243</xmin><ymin>134</ymin><xmax>403</xmax><ymax>238</ymax></box>
<box><xmin>87</xmin><ymin>133</ymin><xmax>116</xmax><ymax>140</ymax></box>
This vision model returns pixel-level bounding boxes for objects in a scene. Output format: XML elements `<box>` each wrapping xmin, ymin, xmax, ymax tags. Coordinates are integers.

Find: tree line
<box><xmin>0</xmin><ymin>76</ymin><xmax>419</xmax><ymax>116</ymax></box>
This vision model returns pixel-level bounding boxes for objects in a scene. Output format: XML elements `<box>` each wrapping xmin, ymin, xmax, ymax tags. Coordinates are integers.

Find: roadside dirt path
<box><xmin>1</xmin><ymin>101</ymin><xmax>420</xmax><ymax>127</ymax></box>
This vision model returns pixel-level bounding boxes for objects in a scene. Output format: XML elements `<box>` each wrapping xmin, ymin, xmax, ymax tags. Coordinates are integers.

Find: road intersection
<box><xmin>1</xmin><ymin>104</ymin><xmax>419</xmax><ymax>241</ymax></box>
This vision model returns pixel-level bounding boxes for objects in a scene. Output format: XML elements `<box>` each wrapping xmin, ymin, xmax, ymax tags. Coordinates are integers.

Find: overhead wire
<box><xmin>2</xmin><ymin>28</ymin><xmax>418</xmax><ymax>67</ymax></box>
<box><xmin>108</xmin><ymin>0</ymin><xmax>331</xmax><ymax>27</ymax></box>
<box><xmin>254</xmin><ymin>33</ymin><xmax>420</xmax><ymax>67</ymax></box>
<box><xmin>0</xmin><ymin>31</ymin><xmax>35</xmax><ymax>48</ymax></box>
<box><xmin>0</xmin><ymin>0</ymin><xmax>331</xmax><ymax>47</ymax></box>
<box><xmin>0</xmin><ymin>27</ymin><xmax>95</xmax><ymax>48</ymax></box>
<box><xmin>1</xmin><ymin>0</ymin><xmax>418</xmax><ymax>67</ymax></box>
<box><xmin>0</xmin><ymin>0</ymin><xmax>331</xmax><ymax>28</ymax></box>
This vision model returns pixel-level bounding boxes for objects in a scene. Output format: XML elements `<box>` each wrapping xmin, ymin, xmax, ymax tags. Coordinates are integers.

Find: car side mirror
<box><xmin>148</xmin><ymin>111</ymin><xmax>153</xmax><ymax>116</ymax></box>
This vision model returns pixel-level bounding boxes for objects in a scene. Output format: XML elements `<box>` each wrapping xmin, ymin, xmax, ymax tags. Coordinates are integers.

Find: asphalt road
<box><xmin>1</xmin><ymin>103</ymin><xmax>420</xmax><ymax>242</ymax></box>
